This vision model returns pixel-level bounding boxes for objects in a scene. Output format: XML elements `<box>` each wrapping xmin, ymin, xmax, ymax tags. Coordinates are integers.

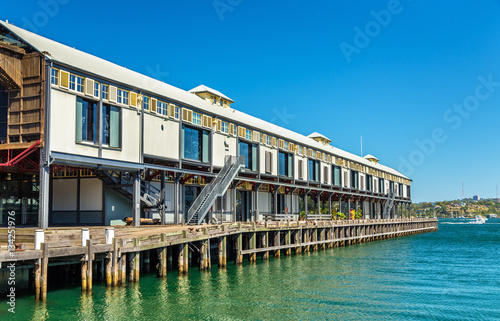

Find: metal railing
<box><xmin>187</xmin><ymin>156</ymin><xmax>244</xmax><ymax>224</ymax></box>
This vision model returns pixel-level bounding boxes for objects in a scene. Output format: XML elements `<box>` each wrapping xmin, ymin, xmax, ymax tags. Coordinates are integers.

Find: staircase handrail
<box><xmin>187</xmin><ymin>156</ymin><xmax>244</xmax><ymax>224</ymax></box>
<box><xmin>186</xmin><ymin>156</ymin><xmax>237</xmax><ymax>222</ymax></box>
<box><xmin>194</xmin><ymin>156</ymin><xmax>244</xmax><ymax>223</ymax></box>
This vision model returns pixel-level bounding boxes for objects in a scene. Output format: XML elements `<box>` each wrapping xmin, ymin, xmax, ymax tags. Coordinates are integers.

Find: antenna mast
<box><xmin>360</xmin><ymin>136</ymin><xmax>363</xmax><ymax>157</ymax></box>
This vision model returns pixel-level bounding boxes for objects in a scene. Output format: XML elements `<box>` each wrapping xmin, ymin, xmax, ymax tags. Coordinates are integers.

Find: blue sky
<box><xmin>2</xmin><ymin>0</ymin><xmax>500</xmax><ymax>202</ymax></box>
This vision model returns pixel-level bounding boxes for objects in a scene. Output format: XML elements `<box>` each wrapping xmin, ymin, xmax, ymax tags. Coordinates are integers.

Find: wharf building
<box><xmin>0</xmin><ymin>21</ymin><xmax>411</xmax><ymax>228</ymax></box>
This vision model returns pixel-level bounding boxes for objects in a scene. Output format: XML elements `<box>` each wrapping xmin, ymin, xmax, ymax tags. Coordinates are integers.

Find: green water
<box><xmin>2</xmin><ymin>223</ymin><xmax>500</xmax><ymax>320</ymax></box>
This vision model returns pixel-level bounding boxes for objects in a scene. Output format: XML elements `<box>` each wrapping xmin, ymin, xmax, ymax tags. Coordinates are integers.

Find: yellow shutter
<box><xmin>109</xmin><ymin>86</ymin><xmax>118</xmax><ymax>103</ymax></box>
<box><xmin>214</xmin><ymin>119</ymin><xmax>221</xmax><ymax>131</ymax></box>
<box><xmin>203</xmin><ymin>115</ymin><xmax>212</xmax><ymax>128</ymax></box>
<box><xmin>151</xmin><ymin>98</ymin><xmax>157</xmax><ymax>113</ymax></box>
<box><xmin>272</xmin><ymin>137</ymin><xmax>277</xmax><ymax>147</ymax></box>
<box><xmin>60</xmin><ymin>70</ymin><xmax>69</xmax><ymax>89</ymax></box>
<box><xmin>85</xmin><ymin>78</ymin><xmax>94</xmax><ymax>97</ymax></box>
<box><xmin>129</xmin><ymin>92</ymin><xmax>138</xmax><ymax>108</ymax></box>
<box><xmin>230</xmin><ymin>123</ymin><xmax>235</xmax><ymax>135</ymax></box>
<box><xmin>261</xmin><ymin>133</ymin><xmax>267</xmax><ymax>144</ymax></box>
<box><xmin>182</xmin><ymin>109</ymin><xmax>192</xmax><ymax>122</ymax></box>
<box><xmin>278</xmin><ymin>139</ymin><xmax>284</xmax><ymax>149</ymax></box>
<box><xmin>168</xmin><ymin>104</ymin><xmax>175</xmax><ymax>117</ymax></box>
<box><xmin>238</xmin><ymin>126</ymin><xmax>246</xmax><ymax>137</ymax></box>
<box><xmin>253</xmin><ymin>130</ymin><xmax>260</xmax><ymax>142</ymax></box>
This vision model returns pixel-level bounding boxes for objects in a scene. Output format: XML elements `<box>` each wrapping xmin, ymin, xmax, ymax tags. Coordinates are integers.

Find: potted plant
<box><xmin>299</xmin><ymin>211</ymin><xmax>306</xmax><ymax>221</ymax></box>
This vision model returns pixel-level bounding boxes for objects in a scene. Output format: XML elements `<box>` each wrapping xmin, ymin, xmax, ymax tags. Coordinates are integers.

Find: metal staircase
<box><xmin>96</xmin><ymin>170</ymin><xmax>162</xmax><ymax>208</ymax></box>
<box><xmin>382</xmin><ymin>191</ymin><xmax>396</xmax><ymax>218</ymax></box>
<box><xmin>186</xmin><ymin>156</ymin><xmax>244</xmax><ymax>225</ymax></box>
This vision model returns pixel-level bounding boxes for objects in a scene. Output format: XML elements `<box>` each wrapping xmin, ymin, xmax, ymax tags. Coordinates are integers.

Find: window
<box><xmin>221</xmin><ymin>121</ymin><xmax>229</xmax><ymax>133</ymax></box>
<box><xmin>265</xmin><ymin>151</ymin><xmax>273</xmax><ymax>173</ymax></box>
<box><xmin>117</xmin><ymin>89</ymin><xmax>129</xmax><ymax>105</ymax></box>
<box><xmin>76</xmin><ymin>97</ymin><xmax>96</xmax><ymax>143</ymax></box>
<box><xmin>51</xmin><ymin>68</ymin><xmax>58</xmax><ymax>85</ymax></box>
<box><xmin>298</xmin><ymin>146</ymin><xmax>303</xmax><ymax>155</ymax></box>
<box><xmin>279</xmin><ymin>151</ymin><xmax>293</xmax><ymax>177</ymax></box>
<box><xmin>333</xmin><ymin>165</ymin><xmax>341</xmax><ymax>186</ymax></box>
<box><xmin>101</xmin><ymin>84</ymin><xmax>108</xmax><ymax>100</ymax></box>
<box><xmin>69</xmin><ymin>74</ymin><xmax>76</xmax><ymax>91</ymax></box>
<box><xmin>143</xmin><ymin>96</ymin><xmax>150</xmax><ymax>111</ymax></box>
<box><xmin>308</xmin><ymin>159</ymin><xmax>319</xmax><ymax>182</ymax></box>
<box><xmin>390</xmin><ymin>181</ymin><xmax>395</xmax><ymax>193</ymax></box>
<box><xmin>351</xmin><ymin>171</ymin><xmax>359</xmax><ymax>189</ymax></box>
<box><xmin>76</xmin><ymin>97</ymin><xmax>121</xmax><ymax>148</ymax></box>
<box><xmin>399</xmin><ymin>183</ymin><xmax>403</xmax><ymax>196</ymax></box>
<box><xmin>366</xmin><ymin>175</ymin><xmax>373</xmax><ymax>192</ymax></box>
<box><xmin>267</xmin><ymin>135</ymin><xmax>272</xmax><ymax>146</ymax></box>
<box><xmin>69</xmin><ymin>75</ymin><xmax>84</xmax><ymax>93</ymax></box>
<box><xmin>193</xmin><ymin>112</ymin><xmax>202</xmax><ymax>125</ymax></box>
<box><xmin>379</xmin><ymin>178</ymin><xmax>385</xmax><ymax>194</ymax></box>
<box><xmin>94</xmin><ymin>82</ymin><xmax>99</xmax><ymax>98</ymax></box>
<box><xmin>157</xmin><ymin>100</ymin><xmax>168</xmax><ymax>116</ymax></box>
<box><xmin>212</xmin><ymin>95</ymin><xmax>216</xmax><ymax>104</ymax></box>
<box><xmin>323</xmin><ymin>166</ymin><xmax>328</xmax><ymax>184</ymax></box>
<box><xmin>245</xmin><ymin>129</ymin><xmax>252</xmax><ymax>140</ymax></box>
<box><xmin>174</xmin><ymin>106</ymin><xmax>180</xmax><ymax>119</ymax></box>
<box><xmin>102</xmin><ymin>104</ymin><xmax>121</xmax><ymax>148</ymax></box>
<box><xmin>283</xmin><ymin>141</ymin><xmax>288</xmax><ymax>150</ymax></box>
<box><xmin>219</xmin><ymin>99</ymin><xmax>223</xmax><ymax>107</ymax></box>
<box><xmin>182</xmin><ymin>125</ymin><xmax>210</xmax><ymax>162</ymax></box>
<box><xmin>298</xmin><ymin>160</ymin><xmax>304</xmax><ymax>179</ymax></box>
<box><xmin>239</xmin><ymin>141</ymin><xmax>257</xmax><ymax>171</ymax></box>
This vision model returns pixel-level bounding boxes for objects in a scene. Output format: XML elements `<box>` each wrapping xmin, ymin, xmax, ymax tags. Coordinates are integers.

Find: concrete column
<box><xmin>273</xmin><ymin>187</ymin><xmax>278</xmax><ymax>214</ymax></box>
<box><xmin>38</xmin><ymin>163</ymin><xmax>50</xmax><ymax>229</ymax></box>
<box><xmin>232</xmin><ymin>186</ymin><xmax>237</xmax><ymax>222</ymax></box>
<box><xmin>160</xmin><ymin>171</ymin><xmax>166</xmax><ymax>225</ymax></box>
<box><xmin>317</xmin><ymin>193</ymin><xmax>321</xmax><ymax>215</ymax></box>
<box><xmin>174</xmin><ymin>174</ymin><xmax>180</xmax><ymax>225</ymax></box>
<box><xmin>133</xmin><ymin>172</ymin><xmax>141</xmax><ymax>226</ymax></box>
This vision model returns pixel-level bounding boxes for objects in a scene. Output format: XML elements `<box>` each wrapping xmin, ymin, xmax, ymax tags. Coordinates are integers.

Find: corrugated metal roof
<box><xmin>189</xmin><ymin>84</ymin><xmax>234</xmax><ymax>102</ymax></box>
<box><xmin>0</xmin><ymin>20</ymin><xmax>409</xmax><ymax>180</ymax></box>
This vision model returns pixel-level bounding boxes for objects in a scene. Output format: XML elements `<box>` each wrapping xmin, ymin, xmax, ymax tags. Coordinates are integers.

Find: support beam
<box><xmin>284</xmin><ymin>230</ymin><xmax>291</xmax><ymax>256</ymax></box>
<box><xmin>41</xmin><ymin>243</ymin><xmax>48</xmax><ymax>301</ymax></box>
<box><xmin>249</xmin><ymin>232</ymin><xmax>257</xmax><ymax>262</ymax></box>
<box><xmin>219</xmin><ymin>235</ymin><xmax>227</xmax><ymax>267</ymax></box>
<box><xmin>235</xmin><ymin>234</ymin><xmax>243</xmax><ymax>264</ymax></box>
<box><xmin>274</xmin><ymin>231</ymin><xmax>280</xmax><ymax>258</ymax></box>
<box><xmin>262</xmin><ymin>232</ymin><xmax>269</xmax><ymax>260</ymax></box>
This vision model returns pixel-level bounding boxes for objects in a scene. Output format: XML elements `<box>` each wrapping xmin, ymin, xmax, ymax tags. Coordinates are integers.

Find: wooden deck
<box><xmin>0</xmin><ymin>218</ymin><xmax>438</xmax><ymax>301</ymax></box>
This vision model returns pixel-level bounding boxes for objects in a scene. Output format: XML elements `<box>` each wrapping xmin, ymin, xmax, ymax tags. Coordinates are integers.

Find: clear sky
<box><xmin>2</xmin><ymin>0</ymin><xmax>500</xmax><ymax>203</ymax></box>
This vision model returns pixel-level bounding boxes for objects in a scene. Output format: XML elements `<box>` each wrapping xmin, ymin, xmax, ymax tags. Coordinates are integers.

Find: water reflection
<box><xmin>78</xmin><ymin>292</ymin><xmax>95</xmax><ymax>320</ymax></box>
<box><xmin>128</xmin><ymin>283</ymin><xmax>143</xmax><ymax>320</ymax></box>
<box><xmin>32</xmin><ymin>301</ymin><xmax>49</xmax><ymax>320</ymax></box>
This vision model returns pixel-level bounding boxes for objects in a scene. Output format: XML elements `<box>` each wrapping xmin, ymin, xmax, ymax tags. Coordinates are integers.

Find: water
<box><xmin>2</xmin><ymin>222</ymin><xmax>500</xmax><ymax>320</ymax></box>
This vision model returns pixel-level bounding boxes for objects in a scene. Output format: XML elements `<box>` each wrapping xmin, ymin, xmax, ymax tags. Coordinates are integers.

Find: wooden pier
<box><xmin>0</xmin><ymin>218</ymin><xmax>438</xmax><ymax>301</ymax></box>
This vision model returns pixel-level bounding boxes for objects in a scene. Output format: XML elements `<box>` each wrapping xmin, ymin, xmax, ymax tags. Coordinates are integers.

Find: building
<box><xmin>473</xmin><ymin>195</ymin><xmax>480</xmax><ymax>201</ymax></box>
<box><xmin>0</xmin><ymin>21</ymin><xmax>412</xmax><ymax>228</ymax></box>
